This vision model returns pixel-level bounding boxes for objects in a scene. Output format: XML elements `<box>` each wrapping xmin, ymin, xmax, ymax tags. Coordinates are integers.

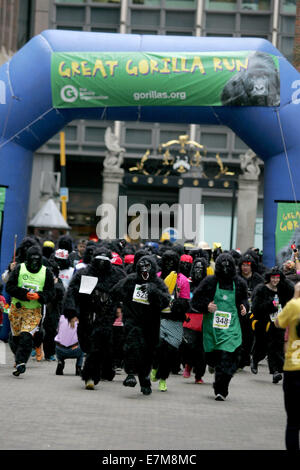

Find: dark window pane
<box><xmin>56</xmin><ymin>6</ymin><xmax>85</xmax><ymax>22</ymax></box>
<box><xmin>240</xmin><ymin>14</ymin><xmax>270</xmax><ymax>31</ymax></box>
<box><xmin>206</xmin><ymin>13</ymin><xmax>235</xmax><ymax>30</ymax></box>
<box><xmin>131</xmin><ymin>9</ymin><xmax>160</xmax><ymax>26</ymax></box>
<box><xmin>125</xmin><ymin>129</ymin><xmax>152</xmax><ymax>145</ymax></box>
<box><xmin>165</xmin><ymin>11</ymin><xmax>194</xmax><ymax>27</ymax></box>
<box><xmin>280</xmin><ymin>15</ymin><xmax>295</xmax><ymax>34</ymax></box>
<box><xmin>91</xmin><ymin>7</ymin><xmax>120</xmax><ymax>24</ymax></box>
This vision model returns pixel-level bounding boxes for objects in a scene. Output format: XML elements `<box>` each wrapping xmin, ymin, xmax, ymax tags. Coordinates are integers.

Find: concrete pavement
<box><xmin>0</xmin><ymin>341</ymin><xmax>287</xmax><ymax>451</ymax></box>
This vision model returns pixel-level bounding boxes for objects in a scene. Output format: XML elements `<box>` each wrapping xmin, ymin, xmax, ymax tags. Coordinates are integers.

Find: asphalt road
<box><xmin>0</xmin><ymin>341</ymin><xmax>289</xmax><ymax>455</ymax></box>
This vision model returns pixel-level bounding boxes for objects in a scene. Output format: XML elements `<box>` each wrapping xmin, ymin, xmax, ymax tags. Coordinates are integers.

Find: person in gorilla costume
<box><xmin>111</xmin><ymin>255</ymin><xmax>170</xmax><ymax>396</ymax></box>
<box><xmin>6</xmin><ymin>246</ymin><xmax>55</xmax><ymax>376</ymax></box>
<box><xmin>250</xmin><ymin>266</ymin><xmax>294</xmax><ymax>383</ymax></box>
<box><xmin>237</xmin><ymin>253</ymin><xmax>264</xmax><ymax>369</ymax></box>
<box><xmin>63</xmin><ymin>247</ymin><xmax>126</xmax><ymax>390</ymax></box>
<box><xmin>151</xmin><ymin>249</ymin><xmax>190</xmax><ymax>392</ymax></box>
<box><xmin>191</xmin><ymin>253</ymin><xmax>249</xmax><ymax>401</ymax></box>
<box><xmin>181</xmin><ymin>257</ymin><xmax>208</xmax><ymax>383</ymax></box>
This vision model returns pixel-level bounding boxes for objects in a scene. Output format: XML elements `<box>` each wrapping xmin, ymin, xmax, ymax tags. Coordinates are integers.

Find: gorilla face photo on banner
<box><xmin>221</xmin><ymin>51</ymin><xmax>280</xmax><ymax>107</ymax></box>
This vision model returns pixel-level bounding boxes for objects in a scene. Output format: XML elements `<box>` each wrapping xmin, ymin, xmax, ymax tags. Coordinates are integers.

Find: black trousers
<box><xmin>181</xmin><ymin>328</ymin><xmax>206</xmax><ymax>380</ymax></box>
<box><xmin>123</xmin><ymin>323</ymin><xmax>159</xmax><ymax>387</ymax></box>
<box><xmin>238</xmin><ymin>315</ymin><xmax>254</xmax><ymax>368</ymax></box>
<box><xmin>9</xmin><ymin>331</ymin><xmax>33</xmax><ymax>365</ymax></box>
<box><xmin>152</xmin><ymin>338</ymin><xmax>177</xmax><ymax>380</ymax></box>
<box><xmin>206</xmin><ymin>349</ymin><xmax>240</xmax><ymax>398</ymax></box>
<box><xmin>283</xmin><ymin>370</ymin><xmax>300</xmax><ymax>450</ymax></box>
<box><xmin>81</xmin><ymin>326</ymin><xmax>115</xmax><ymax>385</ymax></box>
<box><xmin>252</xmin><ymin>325</ymin><xmax>285</xmax><ymax>374</ymax></box>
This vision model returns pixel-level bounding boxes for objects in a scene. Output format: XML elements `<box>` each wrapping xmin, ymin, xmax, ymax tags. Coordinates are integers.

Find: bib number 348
<box><xmin>213</xmin><ymin>310</ymin><xmax>231</xmax><ymax>329</ymax></box>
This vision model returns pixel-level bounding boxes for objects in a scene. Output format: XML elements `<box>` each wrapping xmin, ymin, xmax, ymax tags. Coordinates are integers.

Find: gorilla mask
<box><xmin>91</xmin><ymin>248</ymin><xmax>112</xmax><ymax>275</ymax></box>
<box><xmin>192</xmin><ymin>258</ymin><xmax>207</xmax><ymax>283</ymax></box>
<box><xmin>25</xmin><ymin>246</ymin><xmax>42</xmax><ymax>273</ymax></box>
<box><xmin>83</xmin><ymin>245</ymin><xmax>96</xmax><ymax>264</ymax></box>
<box><xmin>136</xmin><ymin>256</ymin><xmax>157</xmax><ymax>283</ymax></box>
<box><xmin>161</xmin><ymin>250</ymin><xmax>180</xmax><ymax>278</ymax></box>
<box><xmin>138</xmin><ymin>259</ymin><xmax>151</xmax><ymax>281</ymax></box>
<box><xmin>215</xmin><ymin>253</ymin><xmax>236</xmax><ymax>280</ymax></box>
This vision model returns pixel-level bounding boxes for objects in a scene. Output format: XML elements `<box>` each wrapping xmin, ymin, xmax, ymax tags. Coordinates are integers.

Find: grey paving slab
<box><xmin>0</xmin><ymin>342</ymin><xmax>287</xmax><ymax>451</ymax></box>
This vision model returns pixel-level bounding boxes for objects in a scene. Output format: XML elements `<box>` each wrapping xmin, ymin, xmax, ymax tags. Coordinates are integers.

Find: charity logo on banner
<box><xmin>51</xmin><ymin>50</ymin><xmax>280</xmax><ymax>109</ymax></box>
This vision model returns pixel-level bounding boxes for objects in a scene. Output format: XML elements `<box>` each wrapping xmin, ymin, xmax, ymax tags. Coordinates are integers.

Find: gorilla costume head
<box><xmin>238</xmin><ymin>253</ymin><xmax>257</xmax><ymax>274</ymax></box>
<box><xmin>136</xmin><ymin>255</ymin><xmax>158</xmax><ymax>284</ymax></box>
<box><xmin>16</xmin><ymin>237</ymin><xmax>38</xmax><ymax>263</ymax></box>
<box><xmin>264</xmin><ymin>266</ymin><xmax>285</xmax><ymax>284</ymax></box>
<box><xmin>25</xmin><ymin>246</ymin><xmax>43</xmax><ymax>274</ymax></box>
<box><xmin>90</xmin><ymin>247</ymin><xmax>112</xmax><ymax>276</ymax></box>
<box><xmin>214</xmin><ymin>253</ymin><xmax>237</xmax><ymax>281</ymax></box>
<box><xmin>179</xmin><ymin>254</ymin><xmax>193</xmax><ymax>278</ymax></box>
<box><xmin>82</xmin><ymin>241</ymin><xmax>96</xmax><ymax>264</ymax></box>
<box><xmin>161</xmin><ymin>250</ymin><xmax>180</xmax><ymax>279</ymax></box>
<box><xmin>57</xmin><ymin>235</ymin><xmax>73</xmax><ymax>254</ymax></box>
<box><xmin>191</xmin><ymin>257</ymin><xmax>208</xmax><ymax>285</ymax></box>
<box><xmin>55</xmin><ymin>249</ymin><xmax>71</xmax><ymax>270</ymax></box>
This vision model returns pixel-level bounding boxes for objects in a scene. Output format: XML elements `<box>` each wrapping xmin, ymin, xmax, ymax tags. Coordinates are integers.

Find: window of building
<box><xmin>278</xmin><ymin>2</ymin><xmax>296</xmax><ymax>62</ymax></box>
<box><xmin>281</xmin><ymin>0</ymin><xmax>296</xmax><ymax>14</ymax></box>
<box><xmin>204</xmin><ymin>0</ymin><xmax>273</xmax><ymax>39</ymax></box>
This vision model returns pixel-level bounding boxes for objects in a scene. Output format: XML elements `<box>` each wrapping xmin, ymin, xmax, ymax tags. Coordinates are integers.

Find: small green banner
<box><xmin>275</xmin><ymin>202</ymin><xmax>300</xmax><ymax>255</ymax></box>
<box><xmin>51</xmin><ymin>50</ymin><xmax>280</xmax><ymax>109</ymax></box>
<box><xmin>0</xmin><ymin>187</ymin><xmax>6</xmax><ymax>212</ymax></box>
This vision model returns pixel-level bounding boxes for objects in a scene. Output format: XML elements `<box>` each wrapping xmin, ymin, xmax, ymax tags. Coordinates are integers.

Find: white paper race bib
<box><xmin>132</xmin><ymin>284</ymin><xmax>150</xmax><ymax>305</ymax></box>
<box><xmin>79</xmin><ymin>275</ymin><xmax>98</xmax><ymax>294</ymax></box>
<box><xmin>213</xmin><ymin>310</ymin><xmax>232</xmax><ymax>329</ymax></box>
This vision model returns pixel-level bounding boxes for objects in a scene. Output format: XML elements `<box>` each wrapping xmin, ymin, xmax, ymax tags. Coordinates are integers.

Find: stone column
<box><xmin>236</xmin><ymin>150</ymin><xmax>261</xmax><ymax>252</ymax></box>
<box><xmin>176</xmin><ymin>169</ymin><xmax>203</xmax><ymax>245</ymax></box>
<box><xmin>101</xmin><ymin>167</ymin><xmax>124</xmax><ymax>209</ymax></box>
<box><xmin>236</xmin><ymin>174</ymin><xmax>259</xmax><ymax>252</ymax></box>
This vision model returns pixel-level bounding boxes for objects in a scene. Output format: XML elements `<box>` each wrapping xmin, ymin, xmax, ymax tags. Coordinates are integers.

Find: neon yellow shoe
<box><xmin>159</xmin><ymin>379</ymin><xmax>167</xmax><ymax>392</ymax></box>
<box><xmin>150</xmin><ymin>369</ymin><xmax>158</xmax><ymax>382</ymax></box>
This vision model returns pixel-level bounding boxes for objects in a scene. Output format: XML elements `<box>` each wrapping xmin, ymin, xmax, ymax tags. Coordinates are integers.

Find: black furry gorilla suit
<box><xmin>63</xmin><ymin>247</ymin><xmax>126</xmax><ymax>385</ymax></box>
<box><xmin>111</xmin><ymin>255</ymin><xmax>170</xmax><ymax>394</ymax></box>
<box><xmin>191</xmin><ymin>253</ymin><xmax>249</xmax><ymax>399</ymax></box>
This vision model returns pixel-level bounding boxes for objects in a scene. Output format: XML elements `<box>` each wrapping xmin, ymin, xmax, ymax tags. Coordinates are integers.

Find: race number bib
<box><xmin>132</xmin><ymin>284</ymin><xmax>150</xmax><ymax>305</ymax></box>
<box><xmin>23</xmin><ymin>282</ymin><xmax>39</xmax><ymax>292</ymax></box>
<box><xmin>213</xmin><ymin>310</ymin><xmax>232</xmax><ymax>329</ymax></box>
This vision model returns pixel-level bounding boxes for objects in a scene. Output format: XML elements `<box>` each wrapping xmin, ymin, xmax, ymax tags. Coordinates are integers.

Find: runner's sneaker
<box><xmin>159</xmin><ymin>379</ymin><xmax>167</xmax><ymax>392</ymax></box>
<box><xmin>150</xmin><ymin>369</ymin><xmax>158</xmax><ymax>382</ymax></box>
<box><xmin>272</xmin><ymin>372</ymin><xmax>282</xmax><ymax>384</ymax></box>
<box><xmin>141</xmin><ymin>386</ymin><xmax>152</xmax><ymax>396</ymax></box>
<box><xmin>12</xmin><ymin>363</ymin><xmax>26</xmax><ymax>377</ymax></box>
<box><xmin>215</xmin><ymin>394</ymin><xmax>226</xmax><ymax>401</ymax></box>
<box><xmin>183</xmin><ymin>364</ymin><xmax>191</xmax><ymax>378</ymax></box>
<box><xmin>85</xmin><ymin>379</ymin><xmax>95</xmax><ymax>390</ymax></box>
<box><xmin>195</xmin><ymin>378</ymin><xmax>204</xmax><ymax>384</ymax></box>
<box><xmin>123</xmin><ymin>374</ymin><xmax>137</xmax><ymax>387</ymax></box>
<box><xmin>35</xmin><ymin>346</ymin><xmax>43</xmax><ymax>362</ymax></box>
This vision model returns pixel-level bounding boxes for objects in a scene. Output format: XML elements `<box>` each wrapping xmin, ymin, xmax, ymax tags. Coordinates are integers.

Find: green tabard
<box><xmin>203</xmin><ymin>282</ymin><xmax>242</xmax><ymax>353</ymax></box>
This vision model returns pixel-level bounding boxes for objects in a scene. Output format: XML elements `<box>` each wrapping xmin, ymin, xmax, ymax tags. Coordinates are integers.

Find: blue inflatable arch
<box><xmin>0</xmin><ymin>29</ymin><xmax>300</xmax><ymax>273</ymax></box>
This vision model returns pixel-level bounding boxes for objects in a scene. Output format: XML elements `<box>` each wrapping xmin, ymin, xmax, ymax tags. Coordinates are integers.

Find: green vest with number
<box><xmin>203</xmin><ymin>282</ymin><xmax>242</xmax><ymax>353</ymax></box>
<box><xmin>11</xmin><ymin>263</ymin><xmax>46</xmax><ymax>309</ymax></box>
